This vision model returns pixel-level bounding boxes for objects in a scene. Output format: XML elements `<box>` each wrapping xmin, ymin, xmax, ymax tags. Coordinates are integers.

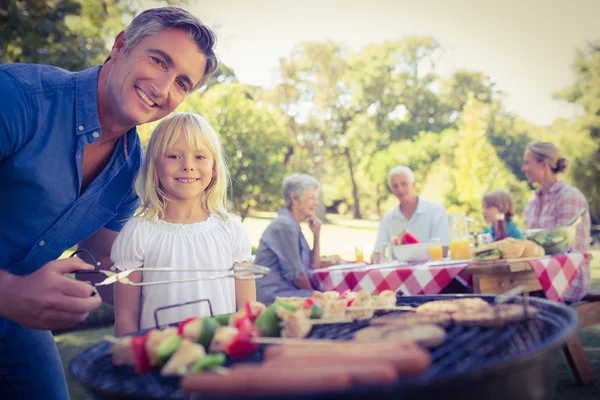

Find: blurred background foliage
<box><xmin>2</xmin><ymin>0</ymin><xmax>598</xmax><ymax>230</ymax></box>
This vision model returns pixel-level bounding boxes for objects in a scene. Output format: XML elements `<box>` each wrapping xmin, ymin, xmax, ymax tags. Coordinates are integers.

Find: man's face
<box><xmin>105</xmin><ymin>28</ymin><xmax>207</xmax><ymax>127</ymax></box>
<box><xmin>390</xmin><ymin>173</ymin><xmax>416</xmax><ymax>202</ymax></box>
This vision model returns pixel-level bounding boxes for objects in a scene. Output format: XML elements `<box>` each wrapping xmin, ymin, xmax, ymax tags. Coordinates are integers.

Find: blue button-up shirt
<box><xmin>0</xmin><ymin>64</ymin><xmax>143</xmax><ymax>337</ymax></box>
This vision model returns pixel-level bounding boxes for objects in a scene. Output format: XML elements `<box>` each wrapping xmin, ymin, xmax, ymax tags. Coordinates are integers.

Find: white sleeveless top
<box><xmin>110</xmin><ymin>215</ymin><xmax>253</xmax><ymax>330</ymax></box>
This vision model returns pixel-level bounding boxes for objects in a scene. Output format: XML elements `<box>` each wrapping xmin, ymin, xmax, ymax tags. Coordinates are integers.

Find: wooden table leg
<box><xmin>471</xmin><ymin>271</ymin><xmax>542</xmax><ymax>294</ymax></box>
<box><xmin>563</xmin><ymin>333</ymin><xmax>596</xmax><ymax>386</ymax></box>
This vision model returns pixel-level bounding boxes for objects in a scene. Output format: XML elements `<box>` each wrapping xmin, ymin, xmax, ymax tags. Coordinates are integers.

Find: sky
<box><xmin>157</xmin><ymin>0</ymin><xmax>600</xmax><ymax>126</ymax></box>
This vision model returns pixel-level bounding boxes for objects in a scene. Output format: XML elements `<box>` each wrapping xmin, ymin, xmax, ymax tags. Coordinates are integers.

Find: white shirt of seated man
<box><xmin>372</xmin><ymin>166</ymin><xmax>449</xmax><ymax>263</ymax></box>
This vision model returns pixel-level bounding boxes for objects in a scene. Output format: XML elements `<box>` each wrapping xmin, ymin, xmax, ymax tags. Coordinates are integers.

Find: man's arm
<box><xmin>76</xmin><ymin>227</ymin><xmax>120</xmax><ymax>305</ymax></box>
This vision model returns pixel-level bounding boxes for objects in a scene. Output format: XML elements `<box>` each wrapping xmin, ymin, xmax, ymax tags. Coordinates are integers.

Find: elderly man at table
<box><xmin>371</xmin><ymin>166</ymin><xmax>449</xmax><ymax>263</ymax></box>
<box><xmin>255</xmin><ymin>174</ymin><xmax>326</xmax><ymax>305</ymax></box>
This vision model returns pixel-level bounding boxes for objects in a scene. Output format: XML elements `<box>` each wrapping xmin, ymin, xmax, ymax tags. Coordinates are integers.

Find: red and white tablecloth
<box><xmin>529</xmin><ymin>252</ymin><xmax>589</xmax><ymax>302</ymax></box>
<box><xmin>308</xmin><ymin>261</ymin><xmax>471</xmax><ymax>296</ymax></box>
<box><xmin>308</xmin><ymin>253</ymin><xmax>589</xmax><ymax>301</ymax></box>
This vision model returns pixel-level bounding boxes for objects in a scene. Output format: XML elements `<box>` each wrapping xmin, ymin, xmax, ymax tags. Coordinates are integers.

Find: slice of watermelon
<box><xmin>399</xmin><ymin>231</ymin><xmax>419</xmax><ymax>244</ymax></box>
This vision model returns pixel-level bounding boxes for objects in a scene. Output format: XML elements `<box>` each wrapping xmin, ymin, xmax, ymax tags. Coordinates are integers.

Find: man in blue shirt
<box><xmin>0</xmin><ymin>7</ymin><xmax>217</xmax><ymax>399</ymax></box>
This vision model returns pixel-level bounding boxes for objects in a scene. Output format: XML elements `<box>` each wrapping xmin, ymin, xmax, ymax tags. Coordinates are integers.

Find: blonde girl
<box><xmin>112</xmin><ymin>112</ymin><xmax>255</xmax><ymax>335</ymax></box>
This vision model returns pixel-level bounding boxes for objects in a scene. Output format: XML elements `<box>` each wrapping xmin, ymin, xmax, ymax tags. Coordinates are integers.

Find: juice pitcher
<box><xmin>448</xmin><ymin>213</ymin><xmax>472</xmax><ymax>260</ymax></box>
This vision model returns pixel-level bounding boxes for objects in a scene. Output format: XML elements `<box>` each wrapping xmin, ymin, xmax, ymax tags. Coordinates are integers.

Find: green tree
<box><xmin>181</xmin><ymin>83</ymin><xmax>291</xmax><ymax>220</ymax></box>
<box><xmin>422</xmin><ymin>97</ymin><xmax>529</xmax><ymax>228</ymax></box>
<box><xmin>1</xmin><ymin>0</ymin><xmax>187</xmax><ymax>70</ymax></box>
<box><xmin>554</xmin><ymin>41</ymin><xmax>600</xmax><ymax>223</ymax></box>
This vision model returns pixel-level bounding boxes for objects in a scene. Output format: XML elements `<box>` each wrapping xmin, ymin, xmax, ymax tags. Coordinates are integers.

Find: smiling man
<box><xmin>371</xmin><ymin>166</ymin><xmax>450</xmax><ymax>263</ymax></box>
<box><xmin>0</xmin><ymin>7</ymin><xmax>217</xmax><ymax>399</ymax></box>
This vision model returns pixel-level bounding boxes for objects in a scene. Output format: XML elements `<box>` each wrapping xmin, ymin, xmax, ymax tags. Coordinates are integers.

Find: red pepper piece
<box><xmin>347</xmin><ymin>298</ymin><xmax>355</xmax><ymax>307</ymax></box>
<box><xmin>244</xmin><ymin>301</ymin><xmax>262</xmax><ymax>323</ymax></box>
<box><xmin>131</xmin><ymin>333</ymin><xmax>150</xmax><ymax>374</ymax></box>
<box><xmin>225</xmin><ymin>317</ymin><xmax>259</xmax><ymax>358</ymax></box>
<box><xmin>303</xmin><ymin>297</ymin><xmax>315</xmax><ymax>308</ymax></box>
<box><xmin>177</xmin><ymin>317</ymin><xmax>198</xmax><ymax>336</ymax></box>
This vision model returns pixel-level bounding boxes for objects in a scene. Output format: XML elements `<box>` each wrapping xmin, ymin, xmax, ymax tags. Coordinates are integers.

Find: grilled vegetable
<box><xmin>161</xmin><ymin>339</ymin><xmax>206</xmax><ymax>376</ymax></box>
<box><xmin>209</xmin><ymin>326</ymin><xmax>239</xmax><ymax>354</ymax></box>
<box><xmin>213</xmin><ymin>313</ymin><xmax>232</xmax><ymax>326</ymax></box>
<box><xmin>309</xmin><ymin>303</ymin><xmax>323</xmax><ymax>319</ymax></box>
<box><xmin>146</xmin><ymin>327</ymin><xmax>178</xmax><ymax>367</ymax></box>
<box><xmin>197</xmin><ymin>318</ymin><xmax>219</xmax><ymax>352</ymax></box>
<box><xmin>191</xmin><ymin>353</ymin><xmax>226</xmax><ymax>372</ymax></box>
<box><xmin>225</xmin><ymin>317</ymin><xmax>259</xmax><ymax>358</ymax></box>
<box><xmin>131</xmin><ymin>334</ymin><xmax>151</xmax><ymax>374</ymax></box>
<box><xmin>254</xmin><ymin>304</ymin><xmax>280</xmax><ymax>337</ymax></box>
<box><xmin>156</xmin><ymin>335</ymin><xmax>182</xmax><ymax>367</ymax></box>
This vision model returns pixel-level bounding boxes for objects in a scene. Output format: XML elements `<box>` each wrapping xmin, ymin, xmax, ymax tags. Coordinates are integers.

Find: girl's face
<box><xmin>482</xmin><ymin>204</ymin><xmax>500</xmax><ymax>224</ymax></box>
<box><xmin>521</xmin><ymin>150</ymin><xmax>548</xmax><ymax>184</ymax></box>
<box><xmin>156</xmin><ymin>133</ymin><xmax>214</xmax><ymax>204</ymax></box>
<box><xmin>292</xmin><ymin>188</ymin><xmax>319</xmax><ymax>219</ymax></box>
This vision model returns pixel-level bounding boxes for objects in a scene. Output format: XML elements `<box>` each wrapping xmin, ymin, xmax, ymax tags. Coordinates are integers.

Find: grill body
<box><xmin>69</xmin><ymin>294</ymin><xmax>578</xmax><ymax>400</ymax></box>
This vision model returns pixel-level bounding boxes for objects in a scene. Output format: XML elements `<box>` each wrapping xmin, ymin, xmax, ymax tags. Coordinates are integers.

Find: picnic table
<box><xmin>308</xmin><ymin>253</ymin><xmax>589</xmax><ymax>303</ymax></box>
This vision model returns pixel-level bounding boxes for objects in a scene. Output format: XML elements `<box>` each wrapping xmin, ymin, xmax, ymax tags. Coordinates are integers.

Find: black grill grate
<box><xmin>69</xmin><ymin>295</ymin><xmax>577</xmax><ymax>400</ymax></box>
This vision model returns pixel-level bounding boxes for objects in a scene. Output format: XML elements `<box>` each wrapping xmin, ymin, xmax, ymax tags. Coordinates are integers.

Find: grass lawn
<box><xmin>57</xmin><ymin>214</ymin><xmax>600</xmax><ymax>399</ymax></box>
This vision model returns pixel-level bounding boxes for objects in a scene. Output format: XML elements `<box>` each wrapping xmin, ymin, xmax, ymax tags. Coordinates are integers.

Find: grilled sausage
<box><xmin>180</xmin><ymin>365</ymin><xmax>352</xmax><ymax>395</ymax></box>
<box><xmin>259</xmin><ymin>361</ymin><xmax>399</xmax><ymax>385</ymax></box>
<box><xmin>263</xmin><ymin>341</ymin><xmax>430</xmax><ymax>376</ymax></box>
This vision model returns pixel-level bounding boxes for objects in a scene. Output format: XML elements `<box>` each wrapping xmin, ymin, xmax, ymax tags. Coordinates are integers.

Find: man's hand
<box><xmin>0</xmin><ymin>258</ymin><xmax>102</xmax><ymax>330</ymax></box>
<box><xmin>307</xmin><ymin>216</ymin><xmax>322</xmax><ymax>236</ymax></box>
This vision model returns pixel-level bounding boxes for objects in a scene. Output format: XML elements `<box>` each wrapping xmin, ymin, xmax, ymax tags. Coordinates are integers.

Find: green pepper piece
<box><xmin>309</xmin><ymin>303</ymin><xmax>323</xmax><ymax>319</ymax></box>
<box><xmin>197</xmin><ymin>317</ymin><xmax>219</xmax><ymax>352</ymax></box>
<box><xmin>274</xmin><ymin>299</ymin><xmax>297</xmax><ymax>312</ymax></box>
<box><xmin>254</xmin><ymin>304</ymin><xmax>281</xmax><ymax>337</ymax></box>
<box><xmin>156</xmin><ymin>335</ymin><xmax>182</xmax><ymax>367</ymax></box>
<box><xmin>213</xmin><ymin>313</ymin><xmax>231</xmax><ymax>326</ymax></box>
<box><xmin>191</xmin><ymin>353</ymin><xmax>227</xmax><ymax>373</ymax></box>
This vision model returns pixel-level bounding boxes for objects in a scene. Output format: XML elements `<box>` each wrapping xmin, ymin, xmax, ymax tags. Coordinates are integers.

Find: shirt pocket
<box><xmin>67</xmin><ymin>202</ymin><xmax>117</xmax><ymax>247</ymax></box>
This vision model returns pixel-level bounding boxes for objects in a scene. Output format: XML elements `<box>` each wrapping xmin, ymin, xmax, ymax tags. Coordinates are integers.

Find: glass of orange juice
<box><xmin>450</xmin><ymin>237</ymin><xmax>471</xmax><ymax>260</ymax></box>
<box><xmin>354</xmin><ymin>245</ymin><xmax>364</xmax><ymax>263</ymax></box>
<box><xmin>429</xmin><ymin>238</ymin><xmax>443</xmax><ymax>261</ymax></box>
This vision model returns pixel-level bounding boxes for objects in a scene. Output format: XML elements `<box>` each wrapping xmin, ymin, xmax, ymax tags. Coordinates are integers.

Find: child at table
<box><xmin>112</xmin><ymin>112</ymin><xmax>256</xmax><ymax>335</ymax></box>
<box><xmin>481</xmin><ymin>190</ymin><xmax>523</xmax><ymax>240</ymax></box>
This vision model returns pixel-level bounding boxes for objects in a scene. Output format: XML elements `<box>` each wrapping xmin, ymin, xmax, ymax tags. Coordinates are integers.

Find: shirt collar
<box><xmin>536</xmin><ymin>181</ymin><xmax>565</xmax><ymax>198</ymax></box>
<box><xmin>278</xmin><ymin>207</ymin><xmax>298</xmax><ymax>223</ymax></box>
<box><xmin>74</xmin><ymin>65</ymin><xmax>102</xmax><ymax>136</ymax></box>
<box><xmin>393</xmin><ymin>196</ymin><xmax>427</xmax><ymax>219</ymax></box>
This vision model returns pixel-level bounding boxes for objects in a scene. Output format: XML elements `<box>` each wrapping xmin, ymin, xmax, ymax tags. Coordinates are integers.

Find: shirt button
<box><xmin>39</xmin><ymin>240</ymin><xmax>46</xmax><ymax>246</ymax></box>
<box><xmin>78</xmin><ymin>125</ymin><xmax>84</xmax><ymax>131</ymax></box>
<box><xmin>92</xmin><ymin>131</ymin><xmax>100</xmax><ymax>139</ymax></box>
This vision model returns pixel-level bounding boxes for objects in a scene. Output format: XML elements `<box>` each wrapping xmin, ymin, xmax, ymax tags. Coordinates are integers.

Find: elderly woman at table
<box><xmin>522</xmin><ymin>141</ymin><xmax>591</xmax><ymax>301</ymax></box>
<box><xmin>255</xmin><ymin>174</ymin><xmax>325</xmax><ymax>304</ymax></box>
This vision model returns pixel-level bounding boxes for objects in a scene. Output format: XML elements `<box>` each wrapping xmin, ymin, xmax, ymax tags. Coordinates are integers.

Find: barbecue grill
<box><xmin>69</xmin><ymin>294</ymin><xmax>578</xmax><ymax>400</ymax></box>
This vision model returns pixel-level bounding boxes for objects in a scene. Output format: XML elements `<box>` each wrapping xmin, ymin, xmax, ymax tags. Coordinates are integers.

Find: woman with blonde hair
<box><xmin>522</xmin><ymin>141</ymin><xmax>591</xmax><ymax>301</ymax></box>
<box><xmin>112</xmin><ymin>112</ymin><xmax>255</xmax><ymax>335</ymax></box>
<box><xmin>481</xmin><ymin>190</ymin><xmax>523</xmax><ymax>240</ymax></box>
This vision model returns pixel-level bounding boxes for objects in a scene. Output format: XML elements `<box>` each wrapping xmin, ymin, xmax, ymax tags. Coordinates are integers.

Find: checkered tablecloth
<box><xmin>308</xmin><ymin>261</ymin><xmax>471</xmax><ymax>295</ymax></box>
<box><xmin>529</xmin><ymin>252</ymin><xmax>588</xmax><ymax>302</ymax></box>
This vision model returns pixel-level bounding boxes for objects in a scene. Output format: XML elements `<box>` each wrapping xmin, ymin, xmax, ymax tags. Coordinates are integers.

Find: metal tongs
<box><xmin>70</xmin><ymin>249</ymin><xmax>270</xmax><ymax>287</ymax></box>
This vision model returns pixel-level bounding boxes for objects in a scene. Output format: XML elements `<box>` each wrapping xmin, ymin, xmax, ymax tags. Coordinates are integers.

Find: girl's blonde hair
<box><xmin>527</xmin><ymin>141</ymin><xmax>567</xmax><ymax>174</ymax></box>
<box><xmin>482</xmin><ymin>190</ymin><xmax>516</xmax><ymax>222</ymax></box>
<box><xmin>135</xmin><ymin>112</ymin><xmax>230</xmax><ymax>221</ymax></box>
